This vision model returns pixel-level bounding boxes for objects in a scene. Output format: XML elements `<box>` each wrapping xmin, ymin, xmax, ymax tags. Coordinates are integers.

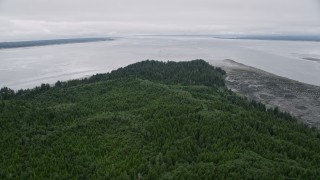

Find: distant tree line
<box><xmin>0</xmin><ymin>60</ymin><xmax>226</xmax><ymax>100</ymax></box>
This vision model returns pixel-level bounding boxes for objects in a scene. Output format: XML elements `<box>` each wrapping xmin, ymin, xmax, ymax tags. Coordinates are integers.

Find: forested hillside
<box><xmin>1</xmin><ymin>60</ymin><xmax>320</xmax><ymax>179</ymax></box>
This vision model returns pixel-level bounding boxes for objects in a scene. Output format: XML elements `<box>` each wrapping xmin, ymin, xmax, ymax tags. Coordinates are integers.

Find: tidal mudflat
<box><xmin>211</xmin><ymin>59</ymin><xmax>320</xmax><ymax>129</ymax></box>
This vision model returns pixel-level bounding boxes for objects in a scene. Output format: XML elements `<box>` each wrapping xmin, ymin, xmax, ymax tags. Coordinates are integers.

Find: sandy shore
<box><xmin>210</xmin><ymin>59</ymin><xmax>320</xmax><ymax>129</ymax></box>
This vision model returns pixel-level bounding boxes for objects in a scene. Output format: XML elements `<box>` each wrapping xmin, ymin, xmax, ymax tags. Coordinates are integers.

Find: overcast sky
<box><xmin>0</xmin><ymin>0</ymin><xmax>319</xmax><ymax>41</ymax></box>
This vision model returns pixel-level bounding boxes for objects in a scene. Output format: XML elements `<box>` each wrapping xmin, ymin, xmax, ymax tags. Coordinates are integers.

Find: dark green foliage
<box><xmin>87</xmin><ymin>59</ymin><xmax>225</xmax><ymax>87</ymax></box>
<box><xmin>0</xmin><ymin>60</ymin><xmax>319</xmax><ymax>179</ymax></box>
<box><xmin>0</xmin><ymin>87</ymin><xmax>15</xmax><ymax>100</ymax></box>
<box><xmin>105</xmin><ymin>60</ymin><xmax>226</xmax><ymax>87</ymax></box>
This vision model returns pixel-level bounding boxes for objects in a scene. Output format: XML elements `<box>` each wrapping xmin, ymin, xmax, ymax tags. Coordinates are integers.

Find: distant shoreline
<box><xmin>134</xmin><ymin>34</ymin><xmax>320</xmax><ymax>42</ymax></box>
<box><xmin>0</xmin><ymin>37</ymin><xmax>113</xmax><ymax>49</ymax></box>
<box><xmin>213</xmin><ymin>35</ymin><xmax>320</xmax><ymax>42</ymax></box>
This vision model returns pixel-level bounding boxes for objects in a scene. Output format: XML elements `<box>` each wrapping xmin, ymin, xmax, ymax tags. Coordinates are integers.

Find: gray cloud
<box><xmin>0</xmin><ymin>0</ymin><xmax>319</xmax><ymax>41</ymax></box>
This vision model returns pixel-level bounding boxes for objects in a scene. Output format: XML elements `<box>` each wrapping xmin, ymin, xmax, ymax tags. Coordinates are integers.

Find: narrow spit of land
<box><xmin>0</xmin><ymin>38</ymin><xmax>113</xmax><ymax>49</ymax></box>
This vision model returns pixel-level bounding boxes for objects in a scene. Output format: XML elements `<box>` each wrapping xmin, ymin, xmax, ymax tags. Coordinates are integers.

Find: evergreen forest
<box><xmin>1</xmin><ymin>60</ymin><xmax>320</xmax><ymax>179</ymax></box>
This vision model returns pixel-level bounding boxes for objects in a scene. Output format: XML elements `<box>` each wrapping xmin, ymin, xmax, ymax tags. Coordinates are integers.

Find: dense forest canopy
<box><xmin>1</xmin><ymin>60</ymin><xmax>320</xmax><ymax>179</ymax></box>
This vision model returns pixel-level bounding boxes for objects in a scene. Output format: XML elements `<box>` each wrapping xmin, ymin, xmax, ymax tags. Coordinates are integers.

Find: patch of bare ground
<box><xmin>210</xmin><ymin>59</ymin><xmax>320</xmax><ymax>129</ymax></box>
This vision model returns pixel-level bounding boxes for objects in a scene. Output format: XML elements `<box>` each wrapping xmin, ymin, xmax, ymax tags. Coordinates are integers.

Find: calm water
<box><xmin>1</xmin><ymin>36</ymin><xmax>320</xmax><ymax>90</ymax></box>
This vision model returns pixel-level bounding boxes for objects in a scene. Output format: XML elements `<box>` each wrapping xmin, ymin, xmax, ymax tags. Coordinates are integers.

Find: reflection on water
<box><xmin>0</xmin><ymin>36</ymin><xmax>320</xmax><ymax>89</ymax></box>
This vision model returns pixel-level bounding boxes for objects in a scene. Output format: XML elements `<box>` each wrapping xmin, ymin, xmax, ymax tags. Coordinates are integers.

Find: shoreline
<box><xmin>210</xmin><ymin>59</ymin><xmax>320</xmax><ymax>129</ymax></box>
<box><xmin>0</xmin><ymin>38</ymin><xmax>113</xmax><ymax>50</ymax></box>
